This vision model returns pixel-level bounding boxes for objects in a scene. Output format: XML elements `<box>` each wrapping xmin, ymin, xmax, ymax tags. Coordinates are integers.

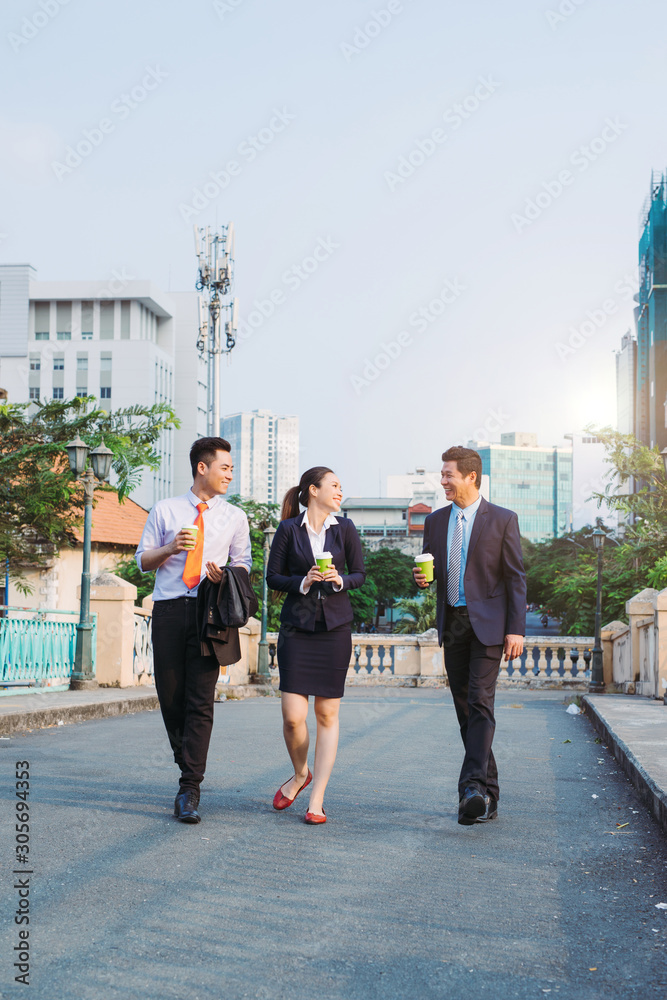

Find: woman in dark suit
<box><xmin>266</xmin><ymin>466</ymin><xmax>365</xmax><ymax>824</ymax></box>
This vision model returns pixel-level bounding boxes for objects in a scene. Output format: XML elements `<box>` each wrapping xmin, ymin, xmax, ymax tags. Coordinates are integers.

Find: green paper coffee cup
<box><xmin>182</xmin><ymin>524</ymin><xmax>198</xmax><ymax>550</ymax></box>
<box><xmin>316</xmin><ymin>552</ymin><xmax>333</xmax><ymax>574</ymax></box>
<box><xmin>414</xmin><ymin>553</ymin><xmax>434</xmax><ymax>582</ymax></box>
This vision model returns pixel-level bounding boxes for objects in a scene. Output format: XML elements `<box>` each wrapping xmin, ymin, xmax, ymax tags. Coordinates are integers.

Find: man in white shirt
<box><xmin>136</xmin><ymin>437</ymin><xmax>252</xmax><ymax>824</ymax></box>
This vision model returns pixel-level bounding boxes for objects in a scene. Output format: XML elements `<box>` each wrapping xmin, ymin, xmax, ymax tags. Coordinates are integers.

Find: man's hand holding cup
<box><xmin>413</xmin><ymin>553</ymin><xmax>434</xmax><ymax>589</ymax></box>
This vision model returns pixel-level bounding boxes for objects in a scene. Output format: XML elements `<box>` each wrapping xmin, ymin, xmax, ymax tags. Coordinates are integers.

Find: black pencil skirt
<box><xmin>277</xmin><ymin>618</ymin><xmax>352</xmax><ymax>699</ymax></box>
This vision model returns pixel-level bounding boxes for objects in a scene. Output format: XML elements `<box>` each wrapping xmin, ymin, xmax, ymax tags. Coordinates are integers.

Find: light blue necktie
<box><xmin>447</xmin><ymin>511</ymin><xmax>464</xmax><ymax>606</ymax></box>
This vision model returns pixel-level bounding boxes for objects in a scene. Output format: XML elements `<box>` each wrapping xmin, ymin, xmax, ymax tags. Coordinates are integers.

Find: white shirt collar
<box><xmin>302</xmin><ymin>510</ymin><xmax>338</xmax><ymax>532</ymax></box>
<box><xmin>187</xmin><ymin>489</ymin><xmax>221</xmax><ymax>509</ymax></box>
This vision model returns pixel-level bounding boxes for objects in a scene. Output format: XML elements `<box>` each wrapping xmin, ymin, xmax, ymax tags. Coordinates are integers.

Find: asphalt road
<box><xmin>1</xmin><ymin>689</ymin><xmax>666</xmax><ymax>1000</ymax></box>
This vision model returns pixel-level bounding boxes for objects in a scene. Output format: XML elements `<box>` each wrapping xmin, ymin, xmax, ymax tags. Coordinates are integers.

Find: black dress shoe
<box><xmin>476</xmin><ymin>796</ymin><xmax>498</xmax><ymax>823</ymax></box>
<box><xmin>174</xmin><ymin>789</ymin><xmax>201</xmax><ymax>824</ymax></box>
<box><xmin>458</xmin><ymin>786</ymin><xmax>486</xmax><ymax>826</ymax></box>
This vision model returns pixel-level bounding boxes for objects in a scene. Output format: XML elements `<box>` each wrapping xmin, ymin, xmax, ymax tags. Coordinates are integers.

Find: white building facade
<box><xmin>0</xmin><ymin>264</ymin><xmax>207</xmax><ymax>510</ymax></box>
<box><xmin>221</xmin><ymin>409</ymin><xmax>299</xmax><ymax>505</ymax></box>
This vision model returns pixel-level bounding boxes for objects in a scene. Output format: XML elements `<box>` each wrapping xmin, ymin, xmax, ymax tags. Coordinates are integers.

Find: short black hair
<box><xmin>441</xmin><ymin>446</ymin><xmax>482</xmax><ymax>487</ymax></box>
<box><xmin>189</xmin><ymin>436</ymin><xmax>232</xmax><ymax>478</ymax></box>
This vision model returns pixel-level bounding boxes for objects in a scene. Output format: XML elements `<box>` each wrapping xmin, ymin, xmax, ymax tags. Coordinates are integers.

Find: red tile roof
<box><xmin>73</xmin><ymin>489</ymin><xmax>149</xmax><ymax>546</ymax></box>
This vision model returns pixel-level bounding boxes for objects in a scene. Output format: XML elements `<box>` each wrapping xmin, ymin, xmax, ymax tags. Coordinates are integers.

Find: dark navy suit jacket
<box><xmin>266</xmin><ymin>513</ymin><xmax>366</xmax><ymax>632</ymax></box>
<box><xmin>423</xmin><ymin>497</ymin><xmax>526</xmax><ymax>647</ymax></box>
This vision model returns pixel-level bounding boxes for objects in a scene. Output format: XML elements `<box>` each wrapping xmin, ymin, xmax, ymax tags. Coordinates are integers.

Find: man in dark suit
<box><xmin>414</xmin><ymin>446</ymin><xmax>526</xmax><ymax>826</ymax></box>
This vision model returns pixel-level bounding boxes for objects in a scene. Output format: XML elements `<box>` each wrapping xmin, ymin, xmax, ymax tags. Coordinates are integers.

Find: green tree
<box><xmin>114</xmin><ymin>556</ymin><xmax>156</xmax><ymax>606</ymax></box>
<box><xmin>364</xmin><ymin>547</ymin><xmax>415</xmax><ymax>627</ymax></box>
<box><xmin>394</xmin><ymin>588</ymin><xmax>437</xmax><ymax>633</ymax></box>
<box><xmin>0</xmin><ymin>397</ymin><xmax>178</xmax><ymax>590</ymax></box>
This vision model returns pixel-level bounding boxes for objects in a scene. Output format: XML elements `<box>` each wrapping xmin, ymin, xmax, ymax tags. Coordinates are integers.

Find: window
<box><xmin>100</xmin><ymin>387</ymin><xmax>111</xmax><ymax>399</ymax></box>
<box><xmin>75</xmin><ymin>387</ymin><xmax>88</xmax><ymax>399</ymax></box>
<box><xmin>81</xmin><ymin>301</ymin><xmax>93</xmax><ymax>339</ymax></box>
<box><xmin>29</xmin><ymin>357</ymin><xmax>40</xmax><ymax>371</ymax></box>
<box><xmin>56</xmin><ymin>301</ymin><xmax>72</xmax><ymax>340</ymax></box>
<box><xmin>100</xmin><ymin>301</ymin><xmax>114</xmax><ymax>340</ymax></box>
<box><xmin>53</xmin><ymin>356</ymin><xmax>64</xmax><ymax>371</ymax></box>
<box><xmin>34</xmin><ymin>302</ymin><xmax>50</xmax><ymax>338</ymax></box>
<box><xmin>77</xmin><ymin>356</ymin><xmax>88</xmax><ymax>371</ymax></box>
<box><xmin>52</xmin><ymin>387</ymin><xmax>64</xmax><ymax>400</ymax></box>
<box><xmin>100</xmin><ymin>354</ymin><xmax>112</xmax><ymax>371</ymax></box>
<box><xmin>29</xmin><ymin>387</ymin><xmax>39</xmax><ymax>401</ymax></box>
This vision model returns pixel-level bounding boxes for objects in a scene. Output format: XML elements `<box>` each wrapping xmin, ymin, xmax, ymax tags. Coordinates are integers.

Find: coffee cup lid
<box><xmin>414</xmin><ymin>553</ymin><xmax>433</xmax><ymax>561</ymax></box>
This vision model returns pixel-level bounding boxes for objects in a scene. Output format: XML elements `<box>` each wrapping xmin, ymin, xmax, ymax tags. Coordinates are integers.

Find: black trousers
<box><xmin>442</xmin><ymin>605</ymin><xmax>503</xmax><ymax>801</ymax></box>
<box><xmin>151</xmin><ymin>597</ymin><xmax>220</xmax><ymax>792</ymax></box>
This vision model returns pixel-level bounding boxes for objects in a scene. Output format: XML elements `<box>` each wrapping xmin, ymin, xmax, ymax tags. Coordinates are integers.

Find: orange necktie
<box><xmin>182</xmin><ymin>502</ymin><xmax>208</xmax><ymax>589</ymax></box>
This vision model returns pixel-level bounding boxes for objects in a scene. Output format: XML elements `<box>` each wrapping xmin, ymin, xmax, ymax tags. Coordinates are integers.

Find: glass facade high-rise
<box><xmin>471</xmin><ymin>433</ymin><xmax>573</xmax><ymax>542</ymax></box>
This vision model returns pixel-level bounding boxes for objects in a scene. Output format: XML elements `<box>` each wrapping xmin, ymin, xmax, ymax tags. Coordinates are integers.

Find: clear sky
<box><xmin>1</xmin><ymin>0</ymin><xmax>665</xmax><ymax>496</ymax></box>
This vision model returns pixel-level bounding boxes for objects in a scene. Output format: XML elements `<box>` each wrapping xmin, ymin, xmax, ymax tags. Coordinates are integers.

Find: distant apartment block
<box><xmin>616</xmin><ymin>330</ymin><xmax>637</xmax><ymax>436</ymax></box>
<box><xmin>0</xmin><ymin>263</ymin><xmax>207</xmax><ymax>509</ymax></box>
<box><xmin>221</xmin><ymin>409</ymin><xmax>299</xmax><ymax>505</ymax></box>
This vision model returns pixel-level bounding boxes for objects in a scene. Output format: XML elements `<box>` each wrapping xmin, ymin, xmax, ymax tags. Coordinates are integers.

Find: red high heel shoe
<box><xmin>304</xmin><ymin>808</ymin><xmax>327</xmax><ymax>825</ymax></box>
<box><xmin>272</xmin><ymin>769</ymin><xmax>312</xmax><ymax>810</ymax></box>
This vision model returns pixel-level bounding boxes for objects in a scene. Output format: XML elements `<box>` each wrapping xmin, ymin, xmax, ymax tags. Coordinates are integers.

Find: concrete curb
<box><xmin>582</xmin><ymin>695</ymin><xmax>667</xmax><ymax>836</ymax></box>
<box><xmin>0</xmin><ymin>694</ymin><xmax>161</xmax><ymax>736</ymax></box>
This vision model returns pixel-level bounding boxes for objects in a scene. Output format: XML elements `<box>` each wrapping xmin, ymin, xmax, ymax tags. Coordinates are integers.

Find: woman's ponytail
<box><xmin>280</xmin><ymin>466</ymin><xmax>334</xmax><ymax>520</ymax></box>
<box><xmin>281</xmin><ymin>486</ymin><xmax>301</xmax><ymax>521</ymax></box>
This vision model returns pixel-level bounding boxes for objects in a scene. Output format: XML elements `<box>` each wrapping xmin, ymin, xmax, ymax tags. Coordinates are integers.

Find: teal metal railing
<box><xmin>0</xmin><ymin>607</ymin><xmax>97</xmax><ymax>687</ymax></box>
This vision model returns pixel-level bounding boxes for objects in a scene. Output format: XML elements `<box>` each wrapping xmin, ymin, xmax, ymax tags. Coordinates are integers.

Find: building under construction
<box><xmin>636</xmin><ymin>171</ymin><xmax>667</xmax><ymax>450</ymax></box>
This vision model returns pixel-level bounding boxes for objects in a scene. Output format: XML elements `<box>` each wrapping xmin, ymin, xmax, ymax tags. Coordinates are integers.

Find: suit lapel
<box><xmin>294</xmin><ymin>512</ymin><xmax>316</xmax><ymax>569</ymax></box>
<box><xmin>466</xmin><ymin>497</ymin><xmax>488</xmax><ymax>565</ymax></box>
<box><xmin>325</xmin><ymin>518</ymin><xmax>342</xmax><ymax>560</ymax></box>
<box><xmin>436</xmin><ymin>505</ymin><xmax>451</xmax><ymax>582</ymax></box>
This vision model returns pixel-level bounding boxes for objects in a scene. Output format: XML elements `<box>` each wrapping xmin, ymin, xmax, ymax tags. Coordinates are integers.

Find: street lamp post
<box><xmin>65</xmin><ymin>437</ymin><xmax>113</xmax><ymax>690</ymax></box>
<box><xmin>590</xmin><ymin>527</ymin><xmax>606</xmax><ymax>693</ymax></box>
<box><xmin>256</xmin><ymin>525</ymin><xmax>276</xmax><ymax>681</ymax></box>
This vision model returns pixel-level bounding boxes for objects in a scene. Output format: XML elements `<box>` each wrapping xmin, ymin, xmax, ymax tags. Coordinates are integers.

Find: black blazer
<box><xmin>423</xmin><ymin>497</ymin><xmax>526</xmax><ymax>647</ymax></box>
<box><xmin>266</xmin><ymin>513</ymin><xmax>366</xmax><ymax>632</ymax></box>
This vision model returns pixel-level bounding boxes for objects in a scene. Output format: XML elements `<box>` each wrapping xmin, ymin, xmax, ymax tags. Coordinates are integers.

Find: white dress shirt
<box><xmin>299</xmin><ymin>511</ymin><xmax>343</xmax><ymax>596</ymax></box>
<box><xmin>135</xmin><ymin>490</ymin><xmax>252</xmax><ymax>601</ymax></box>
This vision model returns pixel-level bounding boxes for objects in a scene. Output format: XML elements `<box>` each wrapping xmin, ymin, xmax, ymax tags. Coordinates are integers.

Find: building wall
<box><xmin>616</xmin><ymin>331</ymin><xmax>636</xmax><ymax>436</ymax></box>
<box><xmin>7</xmin><ymin>545</ymin><xmax>128</xmax><ymax>612</ymax></box>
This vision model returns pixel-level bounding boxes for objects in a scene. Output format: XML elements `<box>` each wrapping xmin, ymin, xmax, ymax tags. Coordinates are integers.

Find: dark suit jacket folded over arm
<box><xmin>266</xmin><ymin>513</ymin><xmax>366</xmax><ymax>632</ymax></box>
<box><xmin>423</xmin><ymin>497</ymin><xmax>526</xmax><ymax>647</ymax></box>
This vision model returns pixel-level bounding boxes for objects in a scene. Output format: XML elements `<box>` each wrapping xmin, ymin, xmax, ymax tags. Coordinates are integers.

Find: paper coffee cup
<box><xmin>182</xmin><ymin>524</ymin><xmax>199</xmax><ymax>550</ymax></box>
<box><xmin>414</xmin><ymin>553</ymin><xmax>434</xmax><ymax>582</ymax></box>
<box><xmin>316</xmin><ymin>552</ymin><xmax>333</xmax><ymax>573</ymax></box>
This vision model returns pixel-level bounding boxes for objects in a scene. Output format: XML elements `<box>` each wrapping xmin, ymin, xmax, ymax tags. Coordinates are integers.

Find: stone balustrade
<box><xmin>267</xmin><ymin>631</ymin><xmax>594</xmax><ymax>688</ymax></box>
<box><xmin>605</xmin><ymin>587</ymin><xmax>667</xmax><ymax>699</ymax></box>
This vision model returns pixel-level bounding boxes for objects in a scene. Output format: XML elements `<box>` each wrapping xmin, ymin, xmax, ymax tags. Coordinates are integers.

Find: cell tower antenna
<box><xmin>194</xmin><ymin>222</ymin><xmax>238</xmax><ymax>435</ymax></box>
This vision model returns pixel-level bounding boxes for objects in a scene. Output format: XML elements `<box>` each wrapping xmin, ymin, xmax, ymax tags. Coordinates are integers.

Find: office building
<box><xmin>470</xmin><ymin>432</ymin><xmax>572</xmax><ymax>542</ymax></box>
<box><xmin>340</xmin><ymin>497</ymin><xmax>423</xmax><ymax>555</ymax></box>
<box><xmin>636</xmin><ymin>172</ymin><xmax>667</xmax><ymax>449</ymax></box>
<box><xmin>0</xmin><ymin>263</ymin><xmax>207</xmax><ymax>509</ymax></box>
<box><xmin>220</xmin><ymin>409</ymin><xmax>299</xmax><ymax>505</ymax></box>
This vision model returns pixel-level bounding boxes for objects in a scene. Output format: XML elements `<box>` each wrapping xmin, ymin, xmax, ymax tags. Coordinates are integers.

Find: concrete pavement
<box><xmin>1</xmin><ymin>688</ymin><xmax>666</xmax><ymax>999</ymax></box>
